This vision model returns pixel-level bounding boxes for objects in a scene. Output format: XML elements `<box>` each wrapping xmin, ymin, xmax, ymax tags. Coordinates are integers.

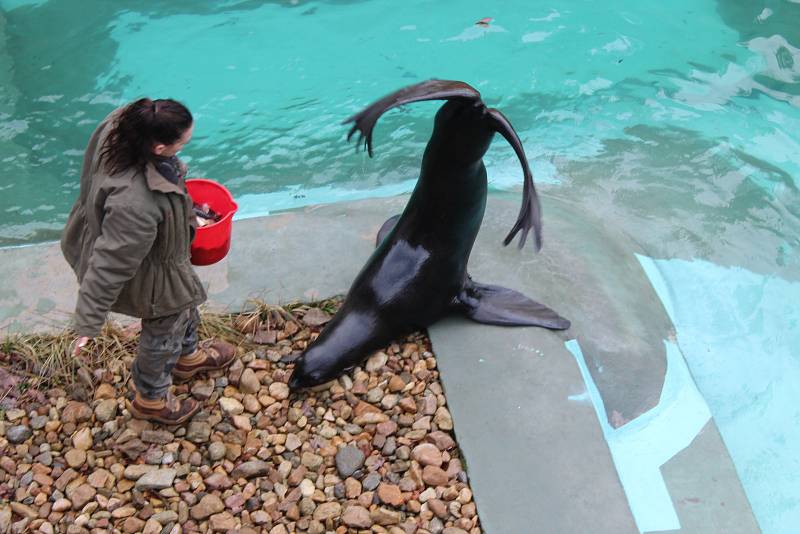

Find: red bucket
<box><xmin>185</xmin><ymin>178</ymin><xmax>238</xmax><ymax>266</ymax></box>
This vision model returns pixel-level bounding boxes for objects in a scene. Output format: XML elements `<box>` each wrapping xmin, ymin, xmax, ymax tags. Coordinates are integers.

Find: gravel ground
<box><xmin>0</xmin><ymin>306</ymin><xmax>482</xmax><ymax>534</ymax></box>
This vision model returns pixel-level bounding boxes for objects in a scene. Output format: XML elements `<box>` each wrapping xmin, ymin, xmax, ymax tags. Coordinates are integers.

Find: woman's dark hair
<box><xmin>100</xmin><ymin>98</ymin><xmax>192</xmax><ymax>175</ymax></box>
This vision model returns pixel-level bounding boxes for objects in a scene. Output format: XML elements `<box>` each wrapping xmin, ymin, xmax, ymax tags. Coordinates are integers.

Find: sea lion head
<box><xmin>288</xmin><ymin>341</ymin><xmax>353</xmax><ymax>390</ymax></box>
<box><xmin>429</xmin><ymin>99</ymin><xmax>496</xmax><ymax>165</ymax></box>
<box><xmin>344</xmin><ymin>79</ymin><xmax>543</xmax><ymax>249</ymax></box>
<box><xmin>287</xmin><ymin>355</ymin><xmax>323</xmax><ymax>390</ymax></box>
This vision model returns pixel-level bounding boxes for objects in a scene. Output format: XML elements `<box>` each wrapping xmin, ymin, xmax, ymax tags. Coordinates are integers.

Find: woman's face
<box><xmin>153</xmin><ymin>123</ymin><xmax>194</xmax><ymax>157</ymax></box>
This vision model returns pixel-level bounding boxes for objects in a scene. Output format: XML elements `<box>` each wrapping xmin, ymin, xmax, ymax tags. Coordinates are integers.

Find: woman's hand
<box><xmin>72</xmin><ymin>336</ymin><xmax>91</xmax><ymax>358</ymax></box>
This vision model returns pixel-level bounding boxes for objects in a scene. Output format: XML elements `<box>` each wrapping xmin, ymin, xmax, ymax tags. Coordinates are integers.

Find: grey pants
<box><xmin>132</xmin><ymin>307</ymin><xmax>200</xmax><ymax>400</ymax></box>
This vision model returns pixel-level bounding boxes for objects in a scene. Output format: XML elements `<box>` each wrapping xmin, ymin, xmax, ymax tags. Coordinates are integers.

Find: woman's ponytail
<box><xmin>100</xmin><ymin>98</ymin><xmax>192</xmax><ymax>175</ymax></box>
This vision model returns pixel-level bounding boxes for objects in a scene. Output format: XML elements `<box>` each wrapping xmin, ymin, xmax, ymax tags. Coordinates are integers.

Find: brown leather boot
<box><xmin>128</xmin><ymin>390</ymin><xmax>200</xmax><ymax>425</ymax></box>
<box><xmin>173</xmin><ymin>339</ymin><xmax>236</xmax><ymax>382</ymax></box>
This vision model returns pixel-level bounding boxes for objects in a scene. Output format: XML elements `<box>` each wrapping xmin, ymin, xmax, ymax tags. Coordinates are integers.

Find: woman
<box><xmin>61</xmin><ymin>98</ymin><xmax>235</xmax><ymax>424</ymax></box>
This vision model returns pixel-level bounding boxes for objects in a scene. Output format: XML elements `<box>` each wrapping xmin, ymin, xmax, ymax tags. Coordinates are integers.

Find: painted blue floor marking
<box><xmin>567</xmin><ymin>339</ymin><xmax>711</xmax><ymax>533</ymax></box>
<box><xmin>636</xmin><ymin>254</ymin><xmax>800</xmax><ymax>534</ymax></box>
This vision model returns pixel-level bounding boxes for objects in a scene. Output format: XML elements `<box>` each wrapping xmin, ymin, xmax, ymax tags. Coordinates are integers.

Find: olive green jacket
<box><xmin>61</xmin><ymin>109</ymin><xmax>206</xmax><ymax>337</ymax></box>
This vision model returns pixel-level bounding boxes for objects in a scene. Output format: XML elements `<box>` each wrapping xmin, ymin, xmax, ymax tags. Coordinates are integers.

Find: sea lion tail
<box><xmin>488</xmin><ymin>109</ymin><xmax>543</xmax><ymax>251</ymax></box>
<box><xmin>343</xmin><ymin>79</ymin><xmax>482</xmax><ymax>157</ymax></box>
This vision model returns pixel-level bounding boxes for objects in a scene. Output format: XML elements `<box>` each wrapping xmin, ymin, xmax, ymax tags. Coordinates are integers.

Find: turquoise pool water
<box><xmin>1</xmin><ymin>0</ymin><xmax>798</xmax><ymax>532</ymax></box>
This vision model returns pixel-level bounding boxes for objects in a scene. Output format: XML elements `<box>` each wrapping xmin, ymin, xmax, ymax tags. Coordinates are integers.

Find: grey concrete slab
<box><xmin>429</xmin><ymin>317</ymin><xmax>638</xmax><ymax>534</ymax></box>
<box><xmin>197</xmin><ymin>197</ymin><xmax>409</xmax><ymax>311</ymax></box>
<box><xmin>0</xmin><ymin>196</ymin><xmax>408</xmax><ymax>334</ymax></box>
<box><xmin>0</xmin><ymin>241</ymin><xmax>78</xmax><ymax>333</ymax></box>
<box><xmin>0</xmin><ymin>194</ymin><xmax>759</xmax><ymax>533</ymax></box>
<box><xmin>658</xmin><ymin>421</ymin><xmax>761</xmax><ymax>534</ymax></box>
<box><xmin>469</xmin><ymin>192</ymin><xmax>673</xmax><ymax>428</ymax></box>
<box><xmin>430</xmin><ymin>194</ymin><xmax>759</xmax><ymax>533</ymax></box>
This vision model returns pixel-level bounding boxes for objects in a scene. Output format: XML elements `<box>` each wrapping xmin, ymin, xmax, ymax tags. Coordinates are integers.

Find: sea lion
<box><xmin>289</xmin><ymin>80</ymin><xmax>570</xmax><ymax>389</ymax></box>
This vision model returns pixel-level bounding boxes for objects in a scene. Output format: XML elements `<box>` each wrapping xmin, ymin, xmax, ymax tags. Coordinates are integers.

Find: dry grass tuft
<box><xmin>0</xmin><ymin>297</ymin><xmax>342</xmax><ymax>409</ymax></box>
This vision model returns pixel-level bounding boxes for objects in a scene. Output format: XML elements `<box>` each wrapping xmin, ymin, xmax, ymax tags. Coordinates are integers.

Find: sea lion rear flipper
<box><xmin>376</xmin><ymin>214</ymin><xmax>401</xmax><ymax>246</ymax></box>
<box><xmin>457</xmin><ymin>277</ymin><xmax>571</xmax><ymax>330</ymax></box>
<box><xmin>344</xmin><ymin>79</ymin><xmax>482</xmax><ymax>157</ymax></box>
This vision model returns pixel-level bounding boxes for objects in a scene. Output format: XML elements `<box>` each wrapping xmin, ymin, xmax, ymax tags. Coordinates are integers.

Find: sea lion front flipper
<box><xmin>376</xmin><ymin>214</ymin><xmax>401</xmax><ymax>247</ymax></box>
<box><xmin>488</xmin><ymin>108</ymin><xmax>543</xmax><ymax>251</ymax></box>
<box><xmin>456</xmin><ymin>277</ymin><xmax>571</xmax><ymax>330</ymax></box>
<box><xmin>344</xmin><ymin>79</ymin><xmax>482</xmax><ymax>157</ymax></box>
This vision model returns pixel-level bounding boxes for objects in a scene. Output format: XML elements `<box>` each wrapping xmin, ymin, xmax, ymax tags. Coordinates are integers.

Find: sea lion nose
<box><xmin>288</xmin><ymin>373</ymin><xmax>302</xmax><ymax>390</ymax></box>
<box><xmin>471</xmin><ymin>101</ymin><xmax>488</xmax><ymax>118</ymax></box>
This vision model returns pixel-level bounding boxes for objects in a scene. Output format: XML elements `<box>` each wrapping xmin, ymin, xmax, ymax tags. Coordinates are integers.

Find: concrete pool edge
<box><xmin>0</xmin><ymin>195</ymin><xmax>760</xmax><ymax>533</ymax></box>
